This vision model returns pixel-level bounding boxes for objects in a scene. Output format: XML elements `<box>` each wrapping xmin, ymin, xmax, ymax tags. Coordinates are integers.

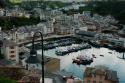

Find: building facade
<box><xmin>2</xmin><ymin>40</ymin><xmax>19</xmax><ymax>63</ymax></box>
<box><xmin>84</xmin><ymin>66</ymin><xmax>119</xmax><ymax>83</ymax></box>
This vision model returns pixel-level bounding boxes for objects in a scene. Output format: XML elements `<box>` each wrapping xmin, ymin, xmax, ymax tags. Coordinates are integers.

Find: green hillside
<box><xmin>9</xmin><ymin>0</ymin><xmax>22</xmax><ymax>3</ymax></box>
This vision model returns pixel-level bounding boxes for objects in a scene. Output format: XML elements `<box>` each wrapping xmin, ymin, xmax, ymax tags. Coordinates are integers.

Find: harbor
<box><xmin>55</xmin><ymin>43</ymin><xmax>91</xmax><ymax>56</ymax></box>
<box><xmin>0</xmin><ymin>0</ymin><xmax>125</xmax><ymax>83</ymax></box>
<box><xmin>25</xmin><ymin>38</ymin><xmax>125</xmax><ymax>83</ymax></box>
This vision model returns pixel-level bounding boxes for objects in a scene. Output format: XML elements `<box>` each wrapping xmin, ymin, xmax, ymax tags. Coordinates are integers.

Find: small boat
<box><xmin>73</xmin><ymin>55</ymin><xmax>93</xmax><ymax>65</ymax></box>
<box><xmin>108</xmin><ymin>52</ymin><xmax>112</xmax><ymax>54</ymax></box>
<box><xmin>100</xmin><ymin>55</ymin><xmax>104</xmax><ymax>57</ymax></box>
<box><xmin>89</xmin><ymin>40</ymin><xmax>102</xmax><ymax>48</ymax></box>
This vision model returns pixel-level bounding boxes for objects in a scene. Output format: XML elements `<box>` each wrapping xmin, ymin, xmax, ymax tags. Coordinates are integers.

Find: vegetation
<box><xmin>86</xmin><ymin>1</ymin><xmax>125</xmax><ymax>24</ymax></box>
<box><xmin>8</xmin><ymin>0</ymin><xmax>70</xmax><ymax>10</ymax></box>
<box><xmin>62</xmin><ymin>9</ymin><xmax>79</xmax><ymax>15</ymax></box>
<box><xmin>0</xmin><ymin>41</ymin><xmax>4</xmax><ymax>59</ymax></box>
<box><xmin>9</xmin><ymin>0</ymin><xmax>22</xmax><ymax>3</ymax></box>
<box><xmin>0</xmin><ymin>76</ymin><xmax>17</xmax><ymax>83</ymax></box>
<box><xmin>0</xmin><ymin>53</ymin><xmax>4</xmax><ymax>59</ymax></box>
<box><xmin>62</xmin><ymin>1</ymin><xmax>125</xmax><ymax>24</ymax></box>
<box><xmin>0</xmin><ymin>15</ymin><xmax>40</xmax><ymax>30</ymax></box>
<box><xmin>43</xmin><ymin>1</ymin><xmax>70</xmax><ymax>9</ymax></box>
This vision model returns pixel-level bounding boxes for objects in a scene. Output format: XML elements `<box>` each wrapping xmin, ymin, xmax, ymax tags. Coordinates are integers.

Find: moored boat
<box><xmin>55</xmin><ymin>43</ymin><xmax>91</xmax><ymax>56</ymax></box>
<box><xmin>72</xmin><ymin>54</ymin><xmax>93</xmax><ymax>65</ymax></box>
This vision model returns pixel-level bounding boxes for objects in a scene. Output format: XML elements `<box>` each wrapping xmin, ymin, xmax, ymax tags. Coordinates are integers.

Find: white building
<box><xmin>79</xmin><ymin>26</ymin><xmax>88</xmax><ymax>31</ymax></box>
<box><xmin>37</xmin><ymin>22</ymin><xmax>54</xmax><ymax>35</ymax></box>
<box><xmin>0</xmin><ymin>9</ymin><xmax>4</xmax><ymax>16</ymax></box>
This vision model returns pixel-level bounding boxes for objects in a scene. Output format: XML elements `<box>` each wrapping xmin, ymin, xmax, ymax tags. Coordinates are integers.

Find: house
<box><xmin>37</xmin><ymin>22</ymin><xmax>54</xmax><ymax>35</ymax></box>
<box><xmin>84</xmin><ymin>66</ymin><xmax>119</xmax><ymax>83</ymax></box>
<box><xmin>1</xmin><ymin>40</ymin><xmax>19</xmax><ymax>63</ymax></box>
<box><xmin>0</xmin><ymin>8</ymin><xmax>4</xmax><ymax>16</ymax></box>
<box><xmin>53</xmin><ymin>15</ymin><xmax>74</xmax><ymax>35</ymax></box>
<box><xmin>87</xmin><ymin>24</ymin><xmax>97</xmax><ymax>31</ymax></box>
<box><xmin>54</xmin><ymin>23</ymin><xmax>73</xmax><ymax>35</ymax></box>
<box><xmin>0</xmin><ymin>31</ymin><xmax>9</xmax><ymax>40</ymax></box>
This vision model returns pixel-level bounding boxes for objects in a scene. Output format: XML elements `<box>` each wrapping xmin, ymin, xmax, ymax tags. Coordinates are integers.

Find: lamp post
<box><xmin>26</xmin><ymin>32</ymin><xmax>44</xmax><ymax>83</ymax></box>
<box><xmin>25</xmin><ymin>31</ymin><xmax>45</xmax><ymax>83</ymax></box>
<box><xmin>32</xmin><ymin>32</ymin><xmax>44</xmax><ymax>83</ymax></box>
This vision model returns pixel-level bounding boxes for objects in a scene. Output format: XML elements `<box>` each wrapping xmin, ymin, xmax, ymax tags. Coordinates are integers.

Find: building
<box><xmin>84</xmin><ymin>66</ymin><xmax>119</xmax><ymax>83</ymax></box>
<box><xmin>53</xmin><ymin>16</ymin><xmax>74</xmax><ymax>35</ymax></box>
<box><xmin>23</xmin><ymin>51</ymin><xmax>60</xmax><ymax>72</ymax></box>
<box><xmin>2</xmin><ymin>40</ymin><xmax>19</xmax><ymax>63</ymax></box>
<box><xmin>75</xmin><ymin>29</ymin><xmax>97</xmax><ymax>38</ymax></box>
<box><xmin>54</xmin><ymin>24</ymin><xmax>72</xmax><ymax>35</ymax></box>
<box><xmin>87</xmin><ymin>24</ymin><xmax>97</xmax><ymax>31</ymax></box>
<box><xmin>0</xmin><ymin>8</ymin><xmax>4</xmax><ymax>16</ymax></box>
<box><xmin>45</xmin><ymin>57</ymin><xmax>60</xmax><ymax>72</ymax></box>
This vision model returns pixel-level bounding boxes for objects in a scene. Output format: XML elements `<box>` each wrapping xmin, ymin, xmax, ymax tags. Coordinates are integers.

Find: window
<box><xmin>10</xmin><ymin>51</ymin><xmax>14</xmax><ymax>53</ymax></box>
<box><xmin>93</xmin><ymin>81</ymin><xmax>96</xmax><ymax>83</ymax></box>
<box><xmin>10</xmin><ymin>46</ymin><xmax>14</xmax><ymax>49</ymax></box>
<box><xmin>10</xmin><ymin>55</ymin><xmax>15</xmax><ymax>58</ymax></box>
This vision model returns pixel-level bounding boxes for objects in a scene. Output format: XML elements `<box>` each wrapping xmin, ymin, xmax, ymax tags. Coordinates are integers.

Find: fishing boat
<box><xmin>43</xmin><ymin>39</ymin><xmax>76</xmax><ymax>50</ymax></box>
<box><xmin>108</xmin><ymin>52</ymin><xmax>112</xmax><ymax>54</ymax></box>
<box><xmin>55</xmin><ymin>43</ymin><xmax>91</xmax><ymax>56</ymax></box>
<box><xmin>100</xmin><ymin>55</ymin><xmax>104</xmax><ymax>57</ymax></box>
<box><xmin>89</xmin><ymin>40</ymin><xmax>102</xmax><ymax>48</ymax></box>
<box><xmin>72</xmin><ymin>54</ymin><xmax>93</xmax><ymax>65</ymax></box>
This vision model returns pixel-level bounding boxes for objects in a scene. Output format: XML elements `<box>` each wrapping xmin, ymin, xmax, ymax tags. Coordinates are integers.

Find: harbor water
<box><xmin>27</xmin><ymin>43</ymin><xmax>125</xmax><ymax>83</ymax></box>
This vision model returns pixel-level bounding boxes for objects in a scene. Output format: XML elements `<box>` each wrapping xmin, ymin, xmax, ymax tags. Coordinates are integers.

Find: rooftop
<box><xmin>75</xmin><ymin>29</ymin><xmax>97</xmax><ymax>37</ymax></box>
<box><xmin>84</xmin><ymin>66</ymin><xmax>119</xmax><ymax>82</ymax></box>
<box><xmin>2</xmin><ymin>39</ymin><xmax>18</xmax><ymax>47</ymax></box>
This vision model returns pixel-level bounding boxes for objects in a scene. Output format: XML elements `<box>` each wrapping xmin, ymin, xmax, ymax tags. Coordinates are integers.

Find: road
<box><xmin>18</xmin><ymin>34</ymin><xmax>74</xmax><ymax>45</ymax></box>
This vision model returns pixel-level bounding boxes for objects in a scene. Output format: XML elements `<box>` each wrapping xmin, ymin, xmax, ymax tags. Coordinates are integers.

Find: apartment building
<box><xmin>2</xmin><ymin>40</ymin><xmax>19</xmax><ymax>63</ymax></box>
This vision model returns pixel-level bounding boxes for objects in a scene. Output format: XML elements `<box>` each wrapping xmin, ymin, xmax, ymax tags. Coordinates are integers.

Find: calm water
<box><xmin>27</xmin><ymin>42</ymin><xmax>125</xmax><ymax>82</ymax></box>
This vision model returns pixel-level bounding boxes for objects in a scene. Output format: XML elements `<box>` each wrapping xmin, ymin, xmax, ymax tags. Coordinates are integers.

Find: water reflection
<box><xmin>37</xmin><ymin>47</ymin><xmax>125</xmax><ymax>82</ymax></box>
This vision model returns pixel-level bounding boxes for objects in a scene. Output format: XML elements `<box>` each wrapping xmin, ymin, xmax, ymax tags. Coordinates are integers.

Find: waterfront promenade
<box><xmin>18</xmin><ymin>34</ymin><xmax>74</xmax><ymax>45</ymax></box>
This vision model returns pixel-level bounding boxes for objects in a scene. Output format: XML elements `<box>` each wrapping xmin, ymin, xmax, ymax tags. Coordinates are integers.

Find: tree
<box><xmin>87</xmin><ymin>1</ymin><xmax>125</xmax><ymax>24</ymax></box>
